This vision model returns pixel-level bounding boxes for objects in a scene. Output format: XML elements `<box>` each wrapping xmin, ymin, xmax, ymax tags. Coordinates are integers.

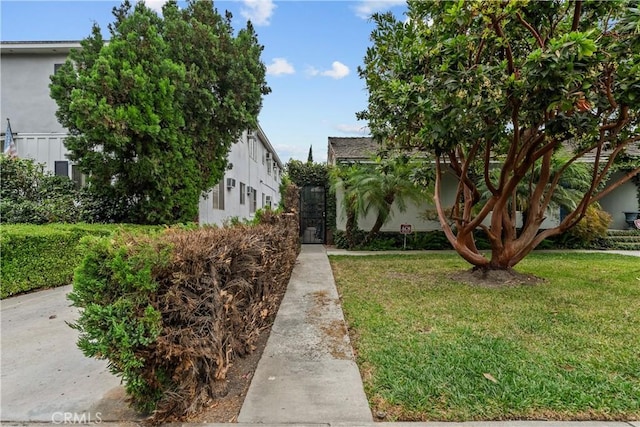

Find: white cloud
<box><xmin>141</xmin><ymin>0</ymin><xmax>165</xmax><ymax>14</ymax></box>
<box><xmin>306</xmin><ymin>66</ymin><xmax>320</xmax><ymax>77</ymax></box>
<box><xmin>266</xmin><ymin>58</ymin><xmax>295</xmax><ymax>76</ymax></box>
<box><xmin>307</xmin><ymin>61</ymin><xmax>350</xmax><ymax>79</ymax></box>
<box><xmin>323</xmin><ymin>61</ymin><xmax>350</xmax><ymax>79</ymax></box>
<box><xmin>335</xmin><ymin>124</ymin><xmax>370</xmax><ymax>135</ymax></box>
<box><xmin>353</xmin><ymin>0</ymin><xmax>405</xmax><ymax>19</ymax></box>
<box><xmin>240</xmin><ymin>0</ymin><xmax>276</xmax><ymax>26</ymax></box>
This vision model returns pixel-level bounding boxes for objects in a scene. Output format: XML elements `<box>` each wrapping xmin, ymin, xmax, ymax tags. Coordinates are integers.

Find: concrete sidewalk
<box><xmin>326</xmin><ymin>248</ymin><xmax>640</xmax><ymax>257</ymax></box>
<box><xmin>237</xmin><ymin>244</ymin><xmax>372</xmax><ymax>423</ymax></box>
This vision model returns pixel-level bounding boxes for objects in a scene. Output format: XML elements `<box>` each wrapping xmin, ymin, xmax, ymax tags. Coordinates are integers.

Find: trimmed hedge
<box><xmin>0</xmin><ymin>224</ymin><xmax>156</xmax><ymax>298</ymax></box>
<box><xmin>68</xmin><ymin>208</ymin><xmax>300</xmax><ymax>422</ymax></box>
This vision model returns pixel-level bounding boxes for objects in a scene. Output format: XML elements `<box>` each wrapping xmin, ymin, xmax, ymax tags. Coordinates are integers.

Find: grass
<box><xmin>329</xmin><ymin>252</ymin><xmax>640</xmax><ymax>421</ymax></box>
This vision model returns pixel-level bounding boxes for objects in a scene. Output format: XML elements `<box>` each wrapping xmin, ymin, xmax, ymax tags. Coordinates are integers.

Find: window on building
<box><xmin>239</xmin><ymin>182</ymin><xmax>246</xmax><ymax>205</ymax></box>
<box><xmin>265</xmin><ymin>195</ymin><xmax>272</xmax><ymax>209</ymax></box>
<box><xmin>249</xmin><ymin>188</ymin><xmax>257</xmax><ymax>213</ymax></box>
<box><xmin>54</xmin><ymin>161</ymin><xmax>68</xmax><ymax>177</ymax></box>
<box><xmin>248</xmin><ymin>134</ymin><xmax>257</xmax><ymax>161</ymax></box>
<box><xmin>267</xmin><ymin>159</ymin><xmax>272</xmax><ymax>175</ymax></box>
<box><xmin>54</xmin><ymin>63</ymin><xmax>64</xmax><ymax>74</ymax></box>
<box><xmin>212</xmin><ymin>180</ymin><xmax>225</xmax><ymax>210</ymax></box>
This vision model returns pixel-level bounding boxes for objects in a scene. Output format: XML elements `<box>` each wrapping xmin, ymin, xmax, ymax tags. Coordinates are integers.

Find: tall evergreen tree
<box><xmin>307</xmin><ymin>145</ymin><xmax>314</xmax><ymax>163</ymax></box>
<box><xmin>50</xmin><ymin>0</ymin><xmax>270</xmax><ymax>224</ymax></box>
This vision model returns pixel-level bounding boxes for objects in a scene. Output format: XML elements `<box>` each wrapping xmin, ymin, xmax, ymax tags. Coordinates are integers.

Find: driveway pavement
<box><xmin>0</xmin><ymin>285</ymin><xmax>139</xmax><ymax>423</ymax></box>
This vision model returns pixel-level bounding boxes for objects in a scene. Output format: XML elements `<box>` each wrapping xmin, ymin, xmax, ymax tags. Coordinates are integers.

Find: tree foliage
<box><xmin>286</xmin><ymin>159</ymin><xmax>329</xmax><ymax>187</ymax></box>
<box><xmin>50</xmin><ymin>0</ymin><xmax>269</xmax><ymax>224</ymax></box>
<box><xmin>359</xmin><ymin>0</ymin><xmax>640</xmax><ymax>270</ymax></box>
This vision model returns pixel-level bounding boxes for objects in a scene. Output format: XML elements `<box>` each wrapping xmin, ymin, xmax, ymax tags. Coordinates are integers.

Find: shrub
<box><xmin>0</xmin><ymin>224</ymin><xmax>136</xmax><ymax>298</ymax></box>
<box><xmin>0</xmin><ymin>155</ymin><xmax>80</xmax><ymax>224</ymax></box>
<box><xmin>68</xmin><ymin>208</ymin><xmax>300</xmax><ymax>422</ymax></box>
<box><xmin>562</xmin><ymin>204</ymin><xmax>613</xmax><ymax>248</ymax></box>
<box><xmin>334</xmin><ymin>229</ymin><xmax>459</xmax><ymax>250</ymax></box>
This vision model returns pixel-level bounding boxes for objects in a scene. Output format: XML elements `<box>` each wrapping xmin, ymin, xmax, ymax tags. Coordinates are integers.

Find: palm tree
<box><xmin>330</xmin><ymin>164</ymin><xmax>361</xmax><ymax>249</ymax></box>
<box><xmin>478</xmin><ymin>150</ymin><xmax>596</xmax><ymax>230</ymax></box>
<box><xmin>349</xmin><ymin>154</ymin><xmax>431</xmax><ymax>244</ymax></box>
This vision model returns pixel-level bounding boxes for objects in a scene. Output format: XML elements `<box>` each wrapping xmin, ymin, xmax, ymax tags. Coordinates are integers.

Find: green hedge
<box><xmin>0</xmin><ymin>224</ymin><xmax>156</xmax><ymax>299</ymax></box>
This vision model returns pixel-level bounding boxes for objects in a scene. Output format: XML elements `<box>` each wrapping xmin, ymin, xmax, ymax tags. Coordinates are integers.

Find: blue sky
<box><xmin>1</xmin><ymin>0</ymin><xmax>408</xmax><ymax>163</ymax></box>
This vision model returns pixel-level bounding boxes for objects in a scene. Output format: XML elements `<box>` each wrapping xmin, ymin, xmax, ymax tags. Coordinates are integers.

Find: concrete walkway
<box><xmin>1</xmin><ymin>245</ymin><xmax>639</xmax><ymax>427</ymax></box>
<box><xmin>238</xmin><ymin>244</ymin><xmax>372</xmax><ymax>423</ymax></box>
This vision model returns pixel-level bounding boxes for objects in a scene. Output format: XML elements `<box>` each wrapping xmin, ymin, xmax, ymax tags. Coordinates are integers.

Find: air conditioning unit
<box><xmin>266</xmin><ymin>152</ymin><xmax>272</xmax><ymax>161</ymax></box>
<box><xmin>247</xmin><ymin>186</ymin><xmax>253</xmax><ymax>195</ymax></box>
<box><xmin>226</xmin><ymin>178</ymin><xmax>236</xmax><ymax>189</ymax></box>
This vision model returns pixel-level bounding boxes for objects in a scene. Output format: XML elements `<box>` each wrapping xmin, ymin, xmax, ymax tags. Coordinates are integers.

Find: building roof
<box><xmin>0</xmin><ymin>41</ymin><xmax>82</xmax><ymax>55</ymax></box>
<box><xmin>328</xmin><ymin>136</ymin><xmax>639</xmax><ymax>165</ymax></box>
<box><xmin>327</xmin><ymin>137</ymin><xmax>380</xmax><ymax>164</ymax></box>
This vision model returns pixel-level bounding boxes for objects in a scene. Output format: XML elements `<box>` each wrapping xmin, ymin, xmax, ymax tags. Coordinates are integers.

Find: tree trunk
<box><xmin>345</xmin><ymin>192</ymin><xmax>358</xmax><ymax>249</ymax></box>
<box><xmin>364</xmin><ymin>193</ymin><xmax>395</xmax><ymax>244</ymax></box>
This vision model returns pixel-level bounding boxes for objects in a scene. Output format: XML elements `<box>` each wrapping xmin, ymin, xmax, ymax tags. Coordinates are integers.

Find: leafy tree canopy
<box><xmin>359</xmin><ymin>0</ymin><xmax>640</xmax><ymax>270</ymax></box>
<box><xmin>286</xmin><ymin>159</ymin><xmax>329</xmax><ymax>187</ymax></box>
<box><xmin>50</xmin><ymin>0</ymin><xmax>270</xmax><ymax>224</ymax></box>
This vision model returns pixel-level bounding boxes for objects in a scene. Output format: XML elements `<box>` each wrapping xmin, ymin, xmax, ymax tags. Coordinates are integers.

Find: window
<box><xmin>54</xmin><ymin>63</ymin><xmax>64</xmax><ymax>74</ymax></box>
<box><xmin>262</xmin><ymin>193</ymin><xmax>265</xmax><ymax>208</ymax></box>
<box><xmin>239</xmin><ymin>182</ymin><xmax>246</xmax><ymax>205</ymax></box>
<box><xmin>267</xmin><ymin>159</ymin><xmax>272</xmax><ymax>175</ymax></box>
<box><xmin>248</xmin><ymin>134</ymin><xmax>257</xmax><ymax>161</ymax></box>
<box><xmin>265</xmin><ymin>195</ymin><xmax>272</xmax><ymax>208</ymax></box>
<box><xmin>249</xmin><ymin>188</ymin><xmax>257</xmax><ymax>213</ymax></box>
<box><xmin>212</xmin><ymin>180</ymin><xmax>225</xmax><ymax>210</ymax></box>
<box><xmin>54</xmin><ymin>161</ymin><xmax>68</xmax><ymax>177</ymax></box>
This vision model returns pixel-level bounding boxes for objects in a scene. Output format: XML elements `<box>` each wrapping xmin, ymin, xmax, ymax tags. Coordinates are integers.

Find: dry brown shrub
<box><xmin>144</xmin><ymin>210</ymin><xmax>299</xmax><ymax>423</ymax></box>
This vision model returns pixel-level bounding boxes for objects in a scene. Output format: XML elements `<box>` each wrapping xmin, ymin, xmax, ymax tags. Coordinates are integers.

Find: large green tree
<box><xmin>50</xmin><ymin>0</ymin><xmax>269</xmax><ymax>224</ymax></box>
<box><xmin>359</xmin><ymin>0</ymin><xmax>640</xmax><ymax>270</ymax></box>
<box><xmin>162</xmin><ymin>0</ymin><xmax>269</xmax><ymax>192</ymax></box>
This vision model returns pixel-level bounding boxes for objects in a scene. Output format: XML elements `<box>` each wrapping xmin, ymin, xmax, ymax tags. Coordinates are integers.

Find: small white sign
<box><xmin>400</xmin><ymin>224</ymin><xmax>412</xmax><ymax>234</ymax></box>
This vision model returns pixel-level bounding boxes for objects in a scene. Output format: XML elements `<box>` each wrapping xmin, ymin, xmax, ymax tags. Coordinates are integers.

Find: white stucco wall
<box><xmin>198</xmin><ymin>130</ymin><xmax>283</xmax><ymax>226</ymax></box>
<box><xmin>333</xmin><ymin>170</ymin><xmax>564</xmax><ymax>233</ymax></box>
<box><xmin>1</xmin><ymin>52</ymin><xmax>70</xmax><ymax>134</ymax></box>
<box><xmin>334</xmin><ymin>171</ymin><xmax>459</xmax><ymax>233</ymax></box>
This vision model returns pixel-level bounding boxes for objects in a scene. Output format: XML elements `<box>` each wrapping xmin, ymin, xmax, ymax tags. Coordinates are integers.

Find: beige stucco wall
<box><xmin>599</xmin><ymin>171</ymin><xmax>638</xmax><ymax>229</ymax></box>
<box><xmin>334</xmin><ymin>171</ymin><xmax>459</xmax><ymax>233</ymax></box>
<box><xmin>333</xmin><ymin>169</ymin><xmax>565</xmax><ymax>234</ymax></box>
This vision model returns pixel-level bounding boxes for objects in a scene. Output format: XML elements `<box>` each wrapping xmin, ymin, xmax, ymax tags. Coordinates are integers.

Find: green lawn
<box><xmin>329</xmin><ymin>252</ymin><xmax>640</xmax><ymax>421</ymax></box>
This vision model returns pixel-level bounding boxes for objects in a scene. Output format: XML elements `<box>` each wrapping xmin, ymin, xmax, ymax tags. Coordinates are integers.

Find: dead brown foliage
<box><xmin>142</xmin><ymin>208</ymin><xmax>299</xmax><ymax>423</ymax></box>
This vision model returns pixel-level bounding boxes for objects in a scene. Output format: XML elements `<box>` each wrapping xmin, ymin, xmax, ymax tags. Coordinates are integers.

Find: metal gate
<box><xmin>300</xmin><ymin>185</ymin><xmax>326</xmax><ymax>244</ymax></box>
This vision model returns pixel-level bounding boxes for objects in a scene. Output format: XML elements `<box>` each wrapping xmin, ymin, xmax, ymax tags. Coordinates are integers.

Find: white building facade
<box><xmin>1</xmin><ymin>41</ymin><xmax>283</xmax><ymax>226</ymax></box>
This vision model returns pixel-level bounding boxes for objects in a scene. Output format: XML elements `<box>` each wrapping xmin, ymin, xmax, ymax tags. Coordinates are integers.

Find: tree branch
<box><xmin>572</xmin><ymin>0</ymin><xmax>582</xmax><ymax>31</ymax></box>
<box><xmin>516</xmin><ymin>12</ymin><xmax>544</xmax><ymax>48</ymax></box>
<box><xmin>491</xmin><ymin>15</ymin><xmax>515</xmax><ymax>76</ymax></box>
